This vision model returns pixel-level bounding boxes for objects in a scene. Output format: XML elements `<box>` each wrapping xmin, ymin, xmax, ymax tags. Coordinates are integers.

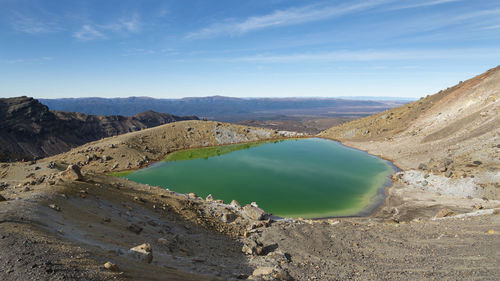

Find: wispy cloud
<box><xmin>10</xmin><ymin>11</ymin><xmax>59</xmax><ymax>34</ymax></box>
<box><xmin>186</xmin><ymin>1</ymin><xmax>390</xmax><ymax>39</ymax></box>
<box><xmin>225</xmin><ymin>48</ymin><xmax>500</xmax><ymax>63</ymax></box>
<box><xmin>73</xmin><ymin>25</ymin><xmax>106</xmax><ymax>41</ymax></box>
<box><xmin>387</xmin><ymin>0</ymin><xmax>461</xmax><ymax>10</ymax></box>
<box><xmin>121</xmin><ymin>48</ymin><xmax>178</xmax><ymax>57</ymax></box>
<box><xmin>73</xmin><ymin>14</ymin><xmax>142</xmax><ymax>41</ymax></box>
<box><xmin>1</xmin><ymin>56</ymin><xmax>53</xmax><ymax>64</ymax></box>
<box><xmin>483</xmin><ymin>24</ymin><xmax>500</xmax><ymax>30</ymax></box>
<box><xmin>99</xmin><ymin>14</ymin><xmax>142</xmax><ymax>33</ymax></box>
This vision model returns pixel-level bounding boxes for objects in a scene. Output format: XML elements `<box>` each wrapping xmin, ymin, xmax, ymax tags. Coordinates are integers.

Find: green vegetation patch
<box><xmin>163</xmin><ymin>141</ymin><xmax>277</xmax><ymax>162</ymax></box>
<box><xmin>108</xmin><ymin>170</ymin><xmax>135</xmax><ymax>177</ymax></box>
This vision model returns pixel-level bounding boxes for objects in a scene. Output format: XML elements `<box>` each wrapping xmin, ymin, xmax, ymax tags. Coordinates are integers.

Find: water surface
<box><xmin>125</xmin><ymin>138</ymin><xmax>395</xmax><ymax>218</ymax></box>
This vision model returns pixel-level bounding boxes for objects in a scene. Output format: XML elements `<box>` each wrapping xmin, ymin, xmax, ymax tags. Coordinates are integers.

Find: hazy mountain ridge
<box><xmin>0</xmin><ymin>97</ymin><xmax>198</xmax><ymax>161</ymax></box>
<box><xmin>39</xmin><ymin>96</ymin><xmax>402</xmax><ymax>121</ymax></box>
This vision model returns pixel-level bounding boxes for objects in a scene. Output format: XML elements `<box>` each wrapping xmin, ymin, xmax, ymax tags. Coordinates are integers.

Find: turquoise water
<box><xmin>125</xmin><ymin>138</ymin><xmax>395</xmax><ymax>218</ymax></box>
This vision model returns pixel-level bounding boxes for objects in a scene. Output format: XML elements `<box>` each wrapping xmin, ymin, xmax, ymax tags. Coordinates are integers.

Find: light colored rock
<box><xmin>49</xmin><ymin>204</ymin><xmax>61</xmax><ymax>211</ymax></box>
<box><xmin>435</xmin><ymin>208</ymin><xmax>454</xmax><ymax>218</ymax></box>
<box><xmin>242</xmin><ymin>203</ymin><xmax>266</xmax><ymax>220</ymax></box>
<box><xmin>104</xmin><ymin>261</ymin><xmax>119</xmax><ymax>272</ymax></box>
<box><xmin>252</xmin><ymin>267</ymin><xmax>274</xmax><ymax>276</ymax></box>
<box><xmin>61</xmin><ymin>165</ymin><xmax>83</xmax><ymax>181</ymax></box>
<box><xmin>206</xmin><ymin>194</ymin><xmax>214</xmax><ymax>201</ymax></box>
<box><xmin>128</xmin><ymin>243</ymin><xmax>153</xmax><ymax>263</ymax></box>
<box><xmin>230</xmin><ymin>200</ymin><xmax>241</xmax><ymax>208</ymax></box>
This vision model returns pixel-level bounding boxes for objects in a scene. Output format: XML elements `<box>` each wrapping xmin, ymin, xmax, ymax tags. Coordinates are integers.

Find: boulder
<box><xmin>187</xmin><ymin>192</ymin><xmax>198</xmax><ymax>198</ymax></box>
<box><xmin>242</xmin><ymin>203</ymin><xmax>266</xmax><ymax>220</ymax></box>
<box><xmin>0</xmin><ymin>194</ymin><xmax>6</xmax><ymax>202</ymax></box>
<box><xmin>206</xmin><ymin>194</ymin><xmax>214</xmax><ymax>201</ymax></box>
<box><xmin>230</xmin><ymin>200</ymin><xmax>241</xmax><ymax>208</ymax></box>
<box><xmin>418</xmin><ymin>163</ymin><xmax>427</xmax><ymax>170</ymax></box>
<box><xmin>61</xmin><ymin>165</ymin><xmax>83</xmax><ymax>181</ymax></box>
<box><xmin>435</xmin><ymin>208</ymin><xmax>454</xmax><ymax>218</ymax></box>
<box><xmin>242</xmin><ymin>238</ymin><xmax>264</xmax><ymax>256</ymax></box>
<box><xmin>104</xmin><ymin>261</ymin><xmax>119</xmax><ymax>272</ymax></box>
<box><xmin>127</xmin><ymin>243</ymin><xmax>153</xmax><ymax>263</ymax></box>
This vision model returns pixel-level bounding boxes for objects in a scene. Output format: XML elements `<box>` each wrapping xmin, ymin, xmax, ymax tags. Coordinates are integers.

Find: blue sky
<box><xmin>1</xmin><ymin>0</ymin><xmax>500</xmax><ymax>99</ymax></box>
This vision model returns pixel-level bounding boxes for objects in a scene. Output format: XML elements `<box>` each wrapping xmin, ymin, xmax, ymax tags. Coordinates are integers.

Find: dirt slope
<box><xmin>320</xmin><ymin>65</ymin><xmax>500</xmax><ymax>199</ymax></box>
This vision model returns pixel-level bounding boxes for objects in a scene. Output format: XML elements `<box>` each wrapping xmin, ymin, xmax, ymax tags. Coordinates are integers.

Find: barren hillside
<box><xmin>320</xmin><ymin>65</ymin><xmax>500</xmax><ymax>199</ymax></box>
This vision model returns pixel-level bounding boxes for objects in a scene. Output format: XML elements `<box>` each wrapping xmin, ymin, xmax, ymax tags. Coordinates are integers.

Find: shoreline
<box><xmin>118</xmin><ymin>136</ymin><xmax>400</xmax><ymax>220</ymax></box>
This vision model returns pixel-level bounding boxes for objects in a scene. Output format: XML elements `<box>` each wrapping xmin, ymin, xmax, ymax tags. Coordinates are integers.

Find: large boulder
<box><xmin>60</xmin><ymin>165</ymin><xmax>83</xmax><ymax>181</ymax></box>
<box><xmin>242</xmin><ymin>202</ymin><xmax>266</xmax><ymax>220</ymax></box>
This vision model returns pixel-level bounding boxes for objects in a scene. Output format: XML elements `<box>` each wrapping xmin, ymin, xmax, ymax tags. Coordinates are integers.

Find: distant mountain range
<box><xmin>0</xmin><ymin>97</ymin><xmax>197</xmax><ymax>161</ymax></box>
<box><xmin>39</xmin><ymin>96</ymin><xmax>406</xmax><ymax>122</ymax></box>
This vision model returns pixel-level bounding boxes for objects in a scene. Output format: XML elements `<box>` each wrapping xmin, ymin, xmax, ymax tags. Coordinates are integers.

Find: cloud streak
<box><xmin>10</xmin><ymin>11</ymin><xmax>59</xmax><ymax>34</ymax></box>
<box><xmin>99</xmin><ymin>14</ymin><xmax>142</xmax><ymax>33</ymax></box>
<box><xmin>1</xmin><ymin>56</ymin><xmax>53</xmax><ymax>64</ymax></box>
<box><xmin>73</xmin><ymin>14</ymin><xmax>142</xmax><ymax>41</ymax></box>
<box><xmin>73</xmin><ymin>25</ymin><xmax>106</xmax><ymax>41</ymax></box>
<box><xmin>225</xmin><ymin>48</ymin><xmax>500</xmax><ymax>63</ymax></box>
<box><xmin>186</xmin><ymin>0</ymin><xmax>390</xmax><ymax>39</ymax></box>
<box><xmin>387</xmin><ymin>0</ymin><xmax>461</xmax><ymax>10</ymax></box>
<box><xmin>186</xmin><ymin>0</ymin><xmax>465</xmax><ymax>39</ymax></box>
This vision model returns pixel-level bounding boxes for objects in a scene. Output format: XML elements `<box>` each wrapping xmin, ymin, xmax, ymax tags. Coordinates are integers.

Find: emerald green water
<box><xmin>125</xmin><ymin>138</ymin><xmax>395</xmax><ymax>218</ymax></box>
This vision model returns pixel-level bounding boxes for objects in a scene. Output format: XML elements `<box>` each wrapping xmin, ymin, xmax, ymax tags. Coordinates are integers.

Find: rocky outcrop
<box><xmin>60</xmin><ymin>165</ymin><xmax>83</xmax><ymax>181</ymax></box>
<box><xmin>0</xmin><ymin>96</ymin><xmax>198</xmax><ymax>162</ymax></box>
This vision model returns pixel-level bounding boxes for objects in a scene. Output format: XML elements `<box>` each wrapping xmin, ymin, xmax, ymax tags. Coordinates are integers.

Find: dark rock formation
<box><xmin>0</xmin><ymin>96</ymin><xmax>198</xmax><ymax>162</ymax></box>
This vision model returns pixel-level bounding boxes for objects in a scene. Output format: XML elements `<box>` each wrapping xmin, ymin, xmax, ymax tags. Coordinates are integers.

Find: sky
<box><xmin>1</xmin><ymin>0</ymin><xmax>500</xmax><ymax>99</ymax></box>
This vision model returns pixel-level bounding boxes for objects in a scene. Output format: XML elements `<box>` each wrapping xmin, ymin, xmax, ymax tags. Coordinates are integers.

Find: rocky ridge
<box><xmin>0</xmin><ymin>96</ymin><xmax>198</xmax><ymax>162</ymax></box>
